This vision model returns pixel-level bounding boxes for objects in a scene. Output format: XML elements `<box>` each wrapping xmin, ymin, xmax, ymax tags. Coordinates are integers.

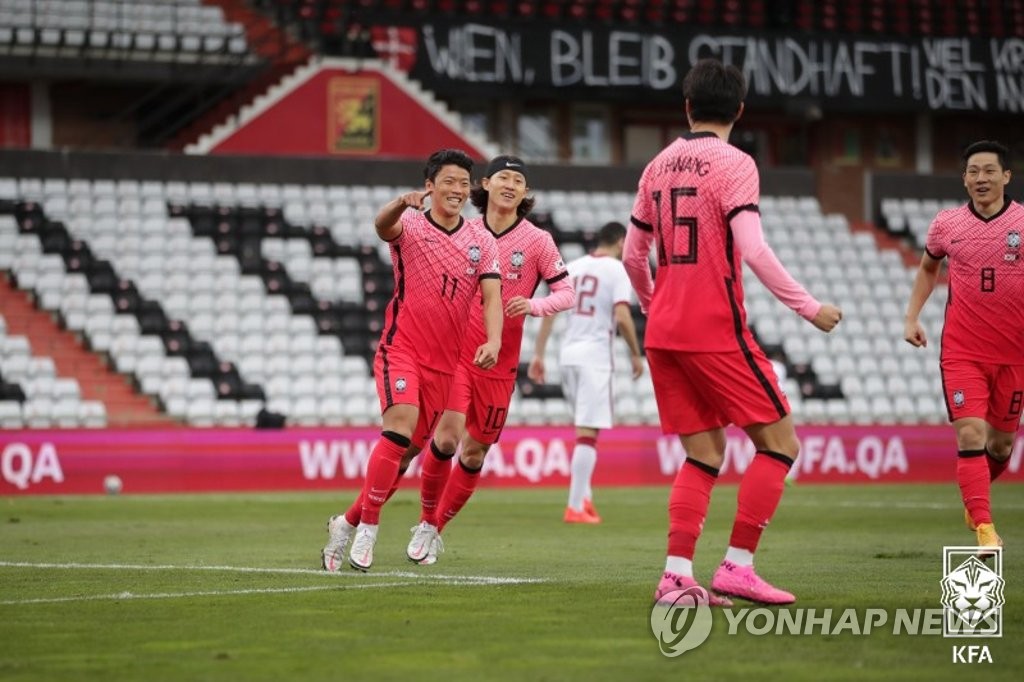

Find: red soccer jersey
<box><xmin>925</xmin><ymin>200</ymin><xmax>1024</xmax><ymax>365</ymax></box>
<box><xmin>379</xmin><ymin>210</ymin><xmax>500</xmax><ymax>373</ymax></box>
<box><xmin>461</xmin><ymin>216</ymin><xmax>569</xmax><ymax>377</ymax></box>
<box><xmin>630</xmin><ymin>131</ymin><xmax>760</xmax><ymax>352</ymax></box>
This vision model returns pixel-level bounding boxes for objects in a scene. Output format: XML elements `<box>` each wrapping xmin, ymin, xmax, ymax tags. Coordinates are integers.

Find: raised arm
<box><xmin>528</xmin><ymin>276</ymin><xmax>575</xmax><ymax>316</ymax></box>
<box><xmin>732</xmin><ymin>211</ymin><xmax>841</xmax><ymax>332</ymax></box>
<box><xmin>374</xmin><ymin>190</ymin><xmax>429</xmax><ymax>241</ymax></box>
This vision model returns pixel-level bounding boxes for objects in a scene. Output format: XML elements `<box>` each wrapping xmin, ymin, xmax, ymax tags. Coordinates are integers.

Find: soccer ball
<box><xmin>103</xmin><ymin>474</ymin><xmax>123</xmax><ymax>495</ymax></box>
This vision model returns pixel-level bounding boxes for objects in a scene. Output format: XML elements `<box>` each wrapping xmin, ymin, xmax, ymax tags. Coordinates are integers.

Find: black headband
<box><xmin>484</xmin><ymin>155</ymin><xmax>529</xmax><ymax>182</ymax></box>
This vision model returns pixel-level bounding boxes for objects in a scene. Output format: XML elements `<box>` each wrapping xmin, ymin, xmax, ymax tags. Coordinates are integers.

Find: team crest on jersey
<box><xmin>953</xmin><ymin>390</ymin><xmax>965</xmax><ymax>408</ymax></box>
<box><xmin>1007</xmin><ymin>231</ymin><xmax>1020</xmax><ymax>249</ymax></box>
<box><xmin>510</xmin><ymin>251</ymin><xmax>525</xmax><ymax>268</ymax></box>
<box><xmin>395</xmin><ymin>377</ymin><xmax>407</xmax><ymax>393</ymax></box>
<box><xmin>555</xmin><ymin>258</ymin><xmax>565</xmax><ymax>270</ymax></box>
<box><xmin>468</xmin><ymin>245</ymin><xmax>481</xmax><ymax>263</ymax></box>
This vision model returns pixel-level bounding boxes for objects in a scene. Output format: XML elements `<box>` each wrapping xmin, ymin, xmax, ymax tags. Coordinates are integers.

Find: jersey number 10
<box><xmin>652</xmin><ymin>187</ymin><xmax>699</xmax><ymax>266</ymax></box>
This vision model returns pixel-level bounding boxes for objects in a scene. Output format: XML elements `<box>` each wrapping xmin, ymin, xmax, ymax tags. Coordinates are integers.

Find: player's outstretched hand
<box><xmin>630</xmin><ymin>354</ymin><xmax>644</xmax><ymax>380</ymax></box>
<box><xmin>504</xmin><ymin>296</ymin><xmax>532</xmax><ymax>318</ymax></box>
<box><xmin>473</xmin><ymin>341</ymin><xmax>500</xmax><ymax>370</ymax></box>
<box><xmin>527</xmin><ymin>356</ymin><xmax>545</xmax><ymax>384</ymax></box>
<box><xmin>903</xmin><ymin>318</ymin><xmax>928</xmax><ymax>348</ymax></box>
<box><xmin>400</xmin><ymin>190</ymin><xmax>431</xmax><ymax>209</ymax></box>
<box><xmin>810</xmin><ymin>303</ymin><xmax>842</xmax><ymax>332</ymax></box>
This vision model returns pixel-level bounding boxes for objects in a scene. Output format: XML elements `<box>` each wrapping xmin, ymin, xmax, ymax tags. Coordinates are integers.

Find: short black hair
<box><xmin>683</xmin><ymin>58</ymin><xmax>747</xmax><ymax>125</ymax></box>
<box><xmin>962</xmin><ymin>140</ymin><xmax>1011</xmax><ymax>173</ymax></box>
<box><xmin>469</xmin><ymin>184</ymin><xmax>536</xmax><ymax>218</ymax></box>
<box><xmin>597</xmin><ymin>221</ymin><xmax>626</xmax><ymax>246</ymax></box>
<box><xmin>424</xmin><ymin>149</ymin><xmax>474</xmax><ymax>182</ymax></box>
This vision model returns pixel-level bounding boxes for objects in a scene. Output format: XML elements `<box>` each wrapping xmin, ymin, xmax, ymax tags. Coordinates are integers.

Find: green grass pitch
<box><xmin>1</xmin><ymin>483</ymin><xmax>1021</xmax><ymax>682</ymax></box>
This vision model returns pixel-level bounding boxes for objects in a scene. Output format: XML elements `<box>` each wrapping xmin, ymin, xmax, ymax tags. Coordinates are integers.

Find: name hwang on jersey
<box><xmin>658</xmin><ymin>155</ymin><xmax>712</xmax><ymax>177</ymax></box>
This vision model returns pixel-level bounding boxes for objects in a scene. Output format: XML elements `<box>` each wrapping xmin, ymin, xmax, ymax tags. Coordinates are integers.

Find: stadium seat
<box><xmin>0</xmin><ymin>394</ymin><xmax>23</xmax><ymax>425</ymax></box>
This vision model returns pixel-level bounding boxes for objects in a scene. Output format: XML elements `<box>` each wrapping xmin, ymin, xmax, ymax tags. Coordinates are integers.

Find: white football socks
<box><xmin>665</xmin><ymin>556</ymin><xmax>694</xmax><ymax>578</ymax></box>
<box><xmin>724</xmin><ymin>546</ymin><xmax>754</xmax><ymax>566</ymax></box>
<box><xmin>567</xmin><ymin>443</ymin><xmax>597</xmax><ymax>511</ymax></box>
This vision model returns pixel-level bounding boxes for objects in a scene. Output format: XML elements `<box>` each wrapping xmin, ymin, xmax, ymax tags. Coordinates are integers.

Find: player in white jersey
<box><xmin>529</xmin><ymin>222</ymin><xmax>644</xmax><ymax>523</ymax></box>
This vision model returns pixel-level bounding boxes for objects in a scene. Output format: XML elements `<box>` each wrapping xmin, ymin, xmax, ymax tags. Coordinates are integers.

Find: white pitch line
<box><xmin>0</xmin><ymin>561</ymin><xmax>546</xmax><ymax>585</ymax></box>
<box><xmin>0</xmin><ymin>581</ymin><xmax>422</xmax><ymax>606</ymax></box>
<box><xmin>786</xmin><ymin>499</ymin><xmax>1024</xmax><ymax>511</ymax></box>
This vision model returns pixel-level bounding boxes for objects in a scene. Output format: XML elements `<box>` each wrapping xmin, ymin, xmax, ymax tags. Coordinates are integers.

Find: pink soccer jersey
<box><xmin>925</xmin><ymin>200</ymin><xmax>1024</xmax><ymax>364</ymax></box>
<box><xmin>630</xmin><ymin>131</ymin><xmax>761</xmax><ymax>352</ymax></box>
<box><xmin>379</xmin><ymin>209</ymin><xmax>500</xmax><ymax>373</ymax></box>
<box><xmin>461</xmin><ymin>216</ymin><xmax>569</xmax><ymax>377</ymax></box>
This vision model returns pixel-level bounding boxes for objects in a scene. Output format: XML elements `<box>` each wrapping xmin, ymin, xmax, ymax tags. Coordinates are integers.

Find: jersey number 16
<box><xmin>652</xmin><ymin>187</ymin><xmax>699</xmax><ymax>266</ymax></box>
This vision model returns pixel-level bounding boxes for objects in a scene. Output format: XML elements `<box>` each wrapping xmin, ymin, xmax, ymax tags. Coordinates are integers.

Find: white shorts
<box><xmin>560</xmin><ymin>365</ymin><xmax>613</xmax><ymax>429</ymax></box>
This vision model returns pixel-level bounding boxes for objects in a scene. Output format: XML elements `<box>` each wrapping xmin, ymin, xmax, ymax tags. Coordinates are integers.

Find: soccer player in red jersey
<box><xmin>406</xmin><ymin>155</ymin><xmax>575</xmax><ymax>564</ymax></box>
<box><xmin>904</xmin><ymin>140</ymin><xmax>1023</xmax><ymax>554</ymax></box>
<box><xmin>623</xmin><ymin>59</ymin><xmax>842</xmax><ymax>605</ymax></box>
<box><xmin>321</xmin><ymin>149</ymin><xmax>503</xmax><ymax>572</ymax></box>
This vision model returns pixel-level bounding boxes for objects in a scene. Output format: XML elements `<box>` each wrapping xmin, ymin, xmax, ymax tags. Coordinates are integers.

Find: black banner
<box><xmin>370</xmin><ymin>21</ymin><xmax>1024</xmax><ymax>113</ymax></box>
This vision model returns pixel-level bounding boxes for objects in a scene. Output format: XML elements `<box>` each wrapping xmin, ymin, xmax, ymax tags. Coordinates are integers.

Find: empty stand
<box><xmin>0</xmin><ymin>307</ymin><xmax>110</xmax><ymax>428</ymax></box>
<box><xmin>254</xmin><ymin>0</ymin><xmax>1024</xmax><ymax>44</ymax></box>
<box><xmin>1</xmin><ymin>174</ymin><xmax>952</xmax><ymax>428</ymax></box>
<box><xmin>0</xmin><ymin>0</ymin><xmax>248</xmax><ymax>58</ymax></box>
<box><xmin>879</xmin><ymin>196</ymin><xmax>964</xmax><ymax>250</ymax></box>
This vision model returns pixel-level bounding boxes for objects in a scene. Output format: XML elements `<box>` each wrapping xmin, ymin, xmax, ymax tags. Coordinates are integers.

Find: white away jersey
<box><xmin>559</xmin><ymin>254</ymin><xmax>633</xmax><ymax>369</ymax></box>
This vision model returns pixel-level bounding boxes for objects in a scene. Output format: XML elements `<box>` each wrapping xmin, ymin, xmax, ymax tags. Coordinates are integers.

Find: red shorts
<box><xmin>447</xmin><ymin>361</ymin><xmax>516</xmax><ymax>445</ymax></box>
<box><xmin>940</xmin><ymin>358</ymin><xmax>1024</xmax><ymax>430</ymax></box>
<box><xmin>646</xmin><ymin>346</ymin><xmax>790</xmax><ymax>435</ymax></box>
<box><xmin>374</xmin><ymin>347</ymin><xmax>453</xmax><ymax>449</ymax></box>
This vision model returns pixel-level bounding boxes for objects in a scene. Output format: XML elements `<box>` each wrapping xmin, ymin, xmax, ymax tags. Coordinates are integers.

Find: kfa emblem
<box><xmin>395</xmin><ymin>377</ymin><xmax>408</xmax><ymax>393</ymax></box>
<box><xmin>510</xmin><ymin>251</ymin><xmax>525</xmax><ymax>268</ymax></box>
<box><xmin>468</xmin><ymin>245</ymin><xmax>481</xmax><ymax>263</ymax></box>
<box><xmin>953</xmin><ymin>390</ymin><xmax>965</xmax><ymax>408</ymax></box>
<box><xmin>1007</xmin><ymin>231</ymin><xmax>1021</xmax><ymax>249</ymax></box>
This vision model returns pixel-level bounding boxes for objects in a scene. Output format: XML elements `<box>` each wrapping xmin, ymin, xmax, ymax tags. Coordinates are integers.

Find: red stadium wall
<box><xmin>2</xmin><ymin>426</ymin><xmax>1023</xmax><ymax>495</ymax></box>
<box><xmin>208</xmin><ymin>65</ymin><xmax>488</xmax><ymax>158</ymax></box>
<box><xmin>0</xmin><ymin>83</ymin><xmax>30</xmax><ymax>148</ymax></box>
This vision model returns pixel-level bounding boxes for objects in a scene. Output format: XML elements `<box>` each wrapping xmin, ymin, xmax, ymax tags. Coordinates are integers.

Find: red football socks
<box><xmin>987</xmin><ymin>449</ymin><xmax>1010</xmax><ymax>482</ymax></box>
<box><xmin>358</xmin><ymin>431</ymin><xmax>410</xmax><ymax>525</ymax></box>
<box><xmin>729</xmin><ymin>450</ymin><xmax>793</xmax><ymax>553</ymax></box>
<box><xmin>437</xmin><ymin>459</ymin><xmax>482</xmax><ymax>532</ymax></box>
<box><xmin>344</xmin><ymin>466</ymin><xmax>406</xmax><ymax>526</ymax></box>
<box><xmin>958</xmin><ymin>449</ymin><xmax>992</xmax><ymax>526</ymax></box>
<box><xmin>667</xmin><ymin>458</ymin><xmax>718</xmax><ymax>560</ymax></box>
<box><xmin>419</xmin><ymin>441</ymin><xmax>455</xmax><ymax>526</ymax></box>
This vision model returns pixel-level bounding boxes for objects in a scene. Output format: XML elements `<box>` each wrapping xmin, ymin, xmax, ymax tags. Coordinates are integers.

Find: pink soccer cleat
<box><xmin>563</xmin><ymin>506</ymin><xmax>601</xmax><ymax>524</ymax></box>
<box><xmin>654</xmin><ymin>572</ymin><xmax>733</xmax><ymax>607</ymax></box>
<box><xmin>711</xmin><ymin>560</ymin><xmax>795</xmax><ymax>605</ymax></box>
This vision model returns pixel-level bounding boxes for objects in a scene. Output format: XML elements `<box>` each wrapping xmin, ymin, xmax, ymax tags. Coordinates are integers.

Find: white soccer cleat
<box><xmin>321</xmin><ymin>514</ymin><xmax>354</xmax><ymax>572</ymax></box>
<box><xmin>348</xmin><ymin>525</ymin><xmax>378</xmax><ymax>572</ymax></box>
<box><xmin>407</xmin><ymin>521</ymin><xmax>442</xmax><ymax>564</ymax></box>
<box><xmin>421</xmin><ymin>532</ymin><xmax>444</xmax><ymax>565</ymax></box>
